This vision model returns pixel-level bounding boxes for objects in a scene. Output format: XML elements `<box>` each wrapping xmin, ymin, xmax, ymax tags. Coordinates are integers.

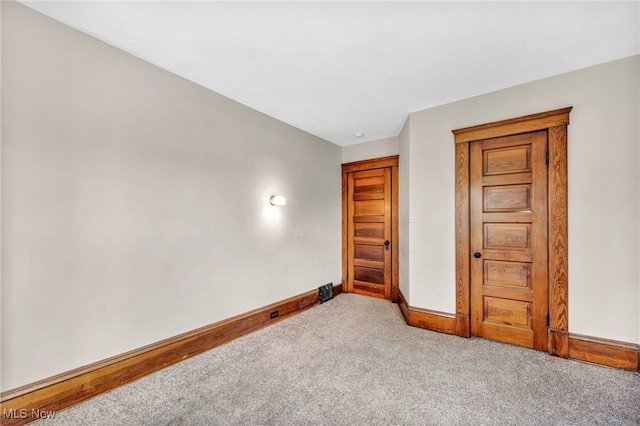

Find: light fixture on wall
<box><xmin>269</xmin><ymin>195</ymin><xmax>287</xmax><ymax>206</ymax></box>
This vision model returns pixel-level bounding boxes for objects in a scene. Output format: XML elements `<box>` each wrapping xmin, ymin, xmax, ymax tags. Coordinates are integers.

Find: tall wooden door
<box><xmin>346</xmin><ymin>167</ymin><xmax>392</xmax><ymax>299</ymax></box>
<box><xmin>470</xmin><ymin>130</ymin><xmax>548</xmax><ymax>350</ymax></box>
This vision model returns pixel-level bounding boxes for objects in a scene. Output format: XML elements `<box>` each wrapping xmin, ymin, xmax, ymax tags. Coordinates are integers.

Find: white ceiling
<box><xmin>20</xmin><ymin>1</ymin><xmax>640</xmax><ymax>146</ymax></box>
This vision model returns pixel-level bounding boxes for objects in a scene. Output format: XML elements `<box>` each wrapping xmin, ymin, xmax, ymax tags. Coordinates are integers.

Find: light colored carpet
<box><xmin>37</xmin><ymin>294</ymin><xmax>640</xmax><ymax>425</ymax></box>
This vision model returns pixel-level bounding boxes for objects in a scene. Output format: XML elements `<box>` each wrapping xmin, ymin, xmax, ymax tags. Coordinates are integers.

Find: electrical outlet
<box><xmin>270</xmin><ymin>310</ymin><xmax>278</xmax><ymax>319</ymax></box>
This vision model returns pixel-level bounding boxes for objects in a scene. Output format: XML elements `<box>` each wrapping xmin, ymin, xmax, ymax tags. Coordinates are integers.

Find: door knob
<box><xmin>384</xmin><ymin>240</ymin><xmax>390</xmax><ymax>250</ymax></box>
<box><xmin>473</xmin><ymin>252</ymin><xmax>481</xmax><ymax>258</ymax></box>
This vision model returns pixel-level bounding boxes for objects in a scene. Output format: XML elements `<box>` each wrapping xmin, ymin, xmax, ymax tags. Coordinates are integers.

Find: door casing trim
<box><xmin>452</xmin><ymin>107</ymin><xmax>572</xmax><ymax>357</ymax></box>
<box><xmin>342</xmin><ymin>155</ymin><xmax>399</xmax><ymax>302</ymax></box>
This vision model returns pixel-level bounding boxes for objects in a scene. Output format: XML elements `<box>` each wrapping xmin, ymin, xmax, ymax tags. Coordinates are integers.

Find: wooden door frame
<box><xmin>452</xmin><ymin>107</ymin><xmax>572</xmax><ymax>358</ymax></box>
<box><xmin>342</xmin><ymin>155</ymin><xmax>399</xmax><ymax>303</ymax></box>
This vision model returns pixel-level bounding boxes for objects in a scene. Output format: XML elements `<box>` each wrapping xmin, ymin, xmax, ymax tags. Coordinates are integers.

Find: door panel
<box><xmin>484</xmin><ymin>145</ymin><xmax>530</xmax><ymax>175</ymax></box>
<box><xmin>354</xmin><ymin>244</ymin><xmax>384</xmax><ymax>261</ymax></box>
<box><xmin>354</xmin><ymin>199</ymin><xmax>385</xmax><ymax>215</ymax></box>
<box><xmin>347</xmin><ymin>167</ymin><xmax>391</xmax><ymax>299</ymax></box>
<box><xmin>471</xmin><ymin>131</ymin><xmax>548</xmax><ymax>350</ymax></box>
<box><xmin>484</xmin><ymin>261</ymin><xmax>531</xmax><ymax>289</ymax></box>
<box><xmin>354</xmin><ymin>223</ymin><xmax>385</xmax><ymax>238</ymax></box>
<box><xmin>354</xmin><ymin>266</ymin><xmax>384</xmax><ymax>284</ymax></box>
<box><xmin>484</xmin><ymin>297</ymin><xmax>532</xmax><ymax>328</ymax></box>
<box><xmin>484</xmin><ymin>185</ymin><xmax>531</xmax><ymax>211</ymax></box>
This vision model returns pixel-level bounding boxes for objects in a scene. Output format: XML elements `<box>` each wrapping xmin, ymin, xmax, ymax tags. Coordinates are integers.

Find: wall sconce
<box><xmin>269</xmin><ymin>195</ymin><xmax>287</xmax><ymax>206</ymax></box>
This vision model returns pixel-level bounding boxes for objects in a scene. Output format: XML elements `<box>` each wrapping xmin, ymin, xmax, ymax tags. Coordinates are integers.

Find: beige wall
<box><xmin>401</xmin><ymin>55</ymin><xmax>640</xmax><ymax>344</ymax></box>
<box><xmin>2</xmin><ymin>0</ymin><xmax>638</xmax><ymax>394</ymax></box>
<box><xmin>1</xmin><ymin>2</ymin><xmax>342</xmax><ymax>390</ymax></box>
<box><xmin>341</xmin><ymin>136</ymin><xmax>399</xmax><ymax>164</ymax></box>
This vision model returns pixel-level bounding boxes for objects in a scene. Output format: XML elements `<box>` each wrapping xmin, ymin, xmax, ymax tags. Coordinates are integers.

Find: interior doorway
<box><xmin>469</xmin><ymin>130</ymin><xmax>549</xmax><ymax>350</ymax></box>
<box><xmin>453</xmin><ymin>107</ymin><xmax>571</xmax><ymax>357</ymax></box>
<box><xmin>342</xmin><ymin>156</ymin><xmax>399</xmax><ymax>302</ymax></box>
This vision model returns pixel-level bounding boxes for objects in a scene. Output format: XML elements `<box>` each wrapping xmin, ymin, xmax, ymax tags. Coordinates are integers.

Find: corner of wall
<box><xmin>398</xmin><ymin>116</ymin><xmax>411</xmax><ymax>300</ymax></box>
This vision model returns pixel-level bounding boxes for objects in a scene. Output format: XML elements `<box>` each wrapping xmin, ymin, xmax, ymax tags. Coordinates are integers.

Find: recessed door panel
<box><xmin>484</xmin><ymin>224</ymin><xmax>531</xmax><ymax>250</ymax></box>
<box><xmin>484</xmin><ymin>185</ymin><xmax>531</xmax><ymax>212</ymax></box>
<box><xmin>354</xmin><ymin>266</ymin><xmax>384</xmax><ymax>285</ymax></box>
<box><xmin>354</xmin><ymin>244</ymin><xmax>384</xmax><ymax>262</ymax></box>
<box><xmin>484</xmin><ymin>297</ymin><xmax>532</xmax><ymax>328</ymax></box>
<box><xmin>484</xmin><ymin>146</ymin><xmax>531</xmax><ymax>175</ymax></box>
<box><xmin>484</xmin><ymin>261</ymin><xmax>531</xmax><ymax>289</ymax></box>
<box><xmin>354</xmin><ymin>176</ymin><xmax>384</xmax><ymax>194</ymax></box>
<box><xmin>354</xmin><ymin>222</ymin><xmax>385</xmax><ymax>238</ymax></box>
<box><xmin>354</xmin><ymin>200</ymin><xmax>385</xmax><ymax>216</ymax></box>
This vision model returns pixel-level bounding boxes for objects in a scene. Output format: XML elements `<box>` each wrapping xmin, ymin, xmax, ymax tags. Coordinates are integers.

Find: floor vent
<box><xmin>318</xmin><ymin>283</ymin><xmax>334</xmax><ymax>304</ymax></box>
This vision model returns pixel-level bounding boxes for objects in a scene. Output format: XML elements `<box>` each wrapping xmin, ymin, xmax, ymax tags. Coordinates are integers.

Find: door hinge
<box><xmin>547</xmin><ymin>314</ymin><xmax>550</xmax><ymax>327</ymax></box>
<box><xmin>545</xmin><ymin>149</ymin><xmax>549</xmax><ymax>165</ymax></box>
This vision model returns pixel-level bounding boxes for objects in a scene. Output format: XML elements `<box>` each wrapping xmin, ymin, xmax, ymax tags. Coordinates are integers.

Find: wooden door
<box><xmin>470</xmin><ymin>130</ymin><xmax>548</xmax><ymax>350</ymax></box>
<box><xmin>346</xmin><ymin>167</ymin><xmax>392</xmax><ymax>299</ymax></box>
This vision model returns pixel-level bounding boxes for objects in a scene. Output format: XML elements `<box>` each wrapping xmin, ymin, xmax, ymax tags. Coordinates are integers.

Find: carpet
<box><xmin>36</xmin><ymin>293</ymin><xmax>640</xmax><ymax>425</ymax></box>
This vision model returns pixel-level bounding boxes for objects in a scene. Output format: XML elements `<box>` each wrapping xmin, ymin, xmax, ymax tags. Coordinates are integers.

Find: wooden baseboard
<box><xmin>398</xmin><ymin>289</ymin><xmax>409</xmax><ymax>323</ymax></box>
<box><xmin>397</xmin><ymin>291</ymin><xmax>639</xmax><ymax>372</ymax></box>
<box><xmin>333</xmin><ymin>283</ymin><xmax>343</xmax><ymax>297</ymax></box>
<box><xmin>398</xmin><ymin>290</ymin><xmax>456</xmax><ymax>335</ymax></box>
<box><xmin>0</xmin><ymin>283</ymin><xmax>342</xmax><ymax>426</ymax></box>
<box><xmin>549</xmin><ymin>328</ymin><xmax>569</xmax><ymax>358</ymax></box>
<box><xmin>408</xmin><ymin>308</ymin><xmax>456</xmax><ymax>335</ymax></box>
<box><xmin>568</xmin><ymin>333</ymin><xmax>639</xmax><ymax>372</ymax></box>
<box><xmin>455</xmin><ymin>314</ymin><xmax>470</xmax><ymax>338</ymax></box>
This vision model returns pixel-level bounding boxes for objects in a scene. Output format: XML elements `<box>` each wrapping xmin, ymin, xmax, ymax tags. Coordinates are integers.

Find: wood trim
<box><xmin>398</xmin><ymin>289</ymin><xmax>409</xmax><ymax>323</ymax></box>
<box><xmin>0</xmin><ymin>286</ymin><xmax>341</xmax><ymax>426</ymax></box>
<box><xmin>341</xmin><ymin>170</ymin><xmax>349</xmax><ymax>290</ymax></box>
<box><xmin>547</xmin><ymin>125</ymin><xmax>569</xmax><ymax>337</ymax></box>
<box><xmin>341</xmin><ymin>155</ymin><xmax>399</xmax><ymax>301</ymax></box>
<box><xmin>342</xmin><ymin>155</ymin><xmax>399</xmax><ymax>173</ymax></box>
<box><xmin>452</xmin><ymin>107</ymin><xmax>572</xmax><ymax>356</ymax></box>
<box><xmin>408</xmin><ymin>308</ymin><xmax>456</xmax><ymax>335</ymax></box>
<box><xmin>454</xmin><ymin>142</ymin><xmax>470</xmax><ymax>338</ymax></box>
<box><xmin>391</xmin><ymin>162</ymin><xmax>400</xmax><ymax>303</ymax></box>
<box><xmin>545</xmin><ymin>121</ymin><xmax>571</xmax><ymax>358</ymax></box>
<box><xmin>456</xmin><ymin>314</ymin><xmax>470</xmax><ymax>338</ymax></box>
<box><xmin>399</xmin><ymin>290</ymin><xmax>456</xmax><ymax>335</ymax></box>
<box><xmin>548</xmin><ymin>329</ymin><xmax>569</xmax><ymax>358</ymax></box>
<box><xmin>568</xmin><ymin>334</ymin><xmax>639</xmax><ymax>371</ymax></box>
<box><xmin>333</xmin><ymin>283</ymin><xmax>343</xmax><ymax>297</ymax></box>
<box><xmin>452</xmin><ymin>107</ymin><xmax>572</xmax><ymax>144</ymax></box>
